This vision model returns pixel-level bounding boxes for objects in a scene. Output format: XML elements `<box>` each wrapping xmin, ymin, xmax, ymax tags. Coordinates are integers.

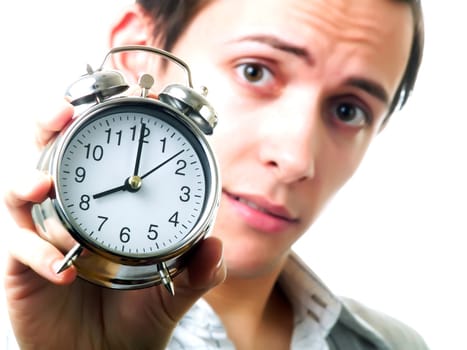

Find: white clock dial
<box><xmin>55</xmin><ymin>104</ymin><xmax>209</xmax><ymax>259</ymax></box>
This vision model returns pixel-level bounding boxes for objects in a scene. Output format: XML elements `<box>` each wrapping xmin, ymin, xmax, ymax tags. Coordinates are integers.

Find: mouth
<box><xmin>225</xmin><ymin>191</ymin><xmax>298</xmax><ymax>223</ymax></box>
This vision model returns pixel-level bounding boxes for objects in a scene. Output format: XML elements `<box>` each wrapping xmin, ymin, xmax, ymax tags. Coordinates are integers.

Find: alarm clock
<box><xmin>32</xmin><ymin>45</ymin><xmax>220</xmax><ymax>294</ymax></box>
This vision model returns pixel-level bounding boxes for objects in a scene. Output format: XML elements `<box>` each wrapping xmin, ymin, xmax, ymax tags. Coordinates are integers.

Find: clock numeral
<box><xmin>169</xmin><ymin>212</ymin><xmax>179</xmax><ymax>227</ymax></box>
<box><xmin>79</xmin><ymin>194</ymin><xmax>91</xmax><ymax>211</ymax></box>
<box><xmin>175</xmin><ymin>159</ymin><xmax>187</xmax><ymax>176</ymax></box>
<box><xmin>160</xmin><ymin>137</ymin><xmax>167</xmax><ymax>153</ymax></box>
<box><xmin>104</xmin><ymin>128</ymin><xmax>122</xmax><ymax>145</ymax></box>
<box><xmin>74</xmin><ymin>167</ymin><xmax>86</xmax><ymax>183</ymax></box>
<box><xmin>120</xmin><ymin>227</ymin><xmax>131</xmax><ymax>243</ymax></box>
<box><xmin>84</xmin><ymin>144</ymin><xmax>104</xmax><ymax>161</ymax></box>
<box><xmin>97</xmin><ymin>216</ymin><xmax>108</xmax><ymax>231</ymax></box>
<box><xmin>143</xmin><ymin>126</ymin><xmax>151</xmax><ymax>142</ymax></box>
<box><xmin>147</xmin><ymin>224</ymin><xmax>159</xmax><ymax>240</ymax></box>
<box><xmin>179</xmin><ymin>186</ymin><xmax>191</xmax><ymax>202</ymax></box>
<box><xmin>131</xmin><ymin>124</ymin><xmax>151</xmax><ymax>141</ymax></box>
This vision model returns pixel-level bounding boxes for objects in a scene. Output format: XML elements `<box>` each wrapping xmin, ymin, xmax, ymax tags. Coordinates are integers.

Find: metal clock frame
<box><xmin>32</xmin><ymin>46</ymin><xmax>221</xmax><ymax>292</ymax></box>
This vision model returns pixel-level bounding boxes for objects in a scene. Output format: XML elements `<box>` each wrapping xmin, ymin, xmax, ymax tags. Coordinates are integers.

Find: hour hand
<box><xmin>92</xmin><ymin>182</ymin><xmax>127</xmax><ymax>199</ymax></box>
<box><xmin>92</xmin><ymin>175</ymin><xmax>142</xmax><ymax>199</ymax></box>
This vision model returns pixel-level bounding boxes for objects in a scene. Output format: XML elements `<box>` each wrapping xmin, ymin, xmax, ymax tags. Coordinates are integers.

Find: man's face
<box><xmin>152</xmin><ymin>0</ymin><xmax>413</xmax><ymax>276</ymax></box>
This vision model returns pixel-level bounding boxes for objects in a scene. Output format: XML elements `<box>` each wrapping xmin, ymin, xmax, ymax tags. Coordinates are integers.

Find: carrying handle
<box><xmin>98</xmin><ymin>45</ymin><xmax>194</xmax><ymax>88</ymax></box>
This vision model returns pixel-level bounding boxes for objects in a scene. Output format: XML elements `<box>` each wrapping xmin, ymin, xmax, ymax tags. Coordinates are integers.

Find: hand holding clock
<box><xmin>4</xmin><ymin>100</ymin><xmax>226</xmax><ymax>349</ymax></box>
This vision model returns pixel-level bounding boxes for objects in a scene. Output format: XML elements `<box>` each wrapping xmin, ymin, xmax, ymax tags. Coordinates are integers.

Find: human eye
<box><xmin>231</xmin><ymin>61</ymin><xmax>282</xmax><ymax>97</ymax></box>
<box><xmin>235</xmin><ymin>62</ymin><xmax>273</xmax><ymax>85</ymax></box>
<box><xmin>328</xmin><ymin>97</ymin><xmax>372</xmax><ymax>129</ymax></box>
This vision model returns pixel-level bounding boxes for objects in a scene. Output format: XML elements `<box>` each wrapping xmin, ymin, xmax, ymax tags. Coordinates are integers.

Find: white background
<box><xmin>0</xmin><ymin>1</ymin><xmax>465</xmax><ymax>349</ymax></box>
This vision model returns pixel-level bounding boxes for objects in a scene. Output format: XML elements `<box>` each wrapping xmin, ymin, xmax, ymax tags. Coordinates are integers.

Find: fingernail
<box><xmin>52</xmin><ymin>259</ymin><xmax>66</xmax><ymax>274</ymax></box>
<box><xmin>211</xmin><ymin>255</ymin><xmax>226</xmax><ymax>285</ymax></box>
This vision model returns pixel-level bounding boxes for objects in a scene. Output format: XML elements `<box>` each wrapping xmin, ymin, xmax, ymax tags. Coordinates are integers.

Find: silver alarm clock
<box><xmin>32</xmin><ymin>46</ymin><xmax>220</xmax><ymax>294</ymax></box>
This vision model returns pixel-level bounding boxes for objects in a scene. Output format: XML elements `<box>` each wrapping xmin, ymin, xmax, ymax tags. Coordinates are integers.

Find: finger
<box><xmin>160</xmin><ymin>236</ymin><xmax>226</xmax><ymax>322</ymax></box>
<box><xmin>4</xmin><ymin>170</ymin><xmax>53</xmax><ymax>231</ymax></box>
<box><xmin>6</xmin><ymin>227</ymin><xmax>78</xmax><ymax>286</ymax></box>
<box><xmin>33</xmin><ymin>87</ymin><xmax>158</xmax><ymax>150</ymax></box>
<box><xmin>4</xmin><ymin>170</ymin><xmax>78</xmax><ymax>285</ymax></box>
<box><xmin>38</xmin><ymin>217</ymin><xmax>78</xmax><ymax>253</ymax></box>
<box><xmin>187</xmin><ymin>236</ymin><xmax>226</xmax><ymax>289</ymax></box>
<box><xmin>4</xmin><ymin>170</ymin><xmax>76</xmax><ymax>255</ymax></box>
<box><xmin>35</xmin><ymin>100</ymin><xmax>74</xmax><ymax>149</ymax></box>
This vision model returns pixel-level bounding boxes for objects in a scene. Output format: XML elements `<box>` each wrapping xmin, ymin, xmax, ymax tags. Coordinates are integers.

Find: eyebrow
<box><xmin>229</xmin><ymin>35</ymin><xmax>390</xmax><ymax>105</ymax></box>
<box><xmin>228</xmin><ymin>34</ymin><xmax>315</xmax><ymax>65</ymax></box>
<box><xmin>345</xmin><ymin>77</ymin><xmax>390</xmax><ymax>105</ymax></box>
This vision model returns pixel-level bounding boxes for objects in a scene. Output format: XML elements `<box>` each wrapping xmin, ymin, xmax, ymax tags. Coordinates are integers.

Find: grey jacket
<box><xmin>328</xmin><ymin>298</ymin><xmax>430</xmax><ymax>350</ymax></box>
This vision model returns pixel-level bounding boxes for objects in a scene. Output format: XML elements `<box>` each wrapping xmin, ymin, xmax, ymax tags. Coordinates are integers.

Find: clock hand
<box><xmin>94</xmin><ymin>143</ymin><xmax>179</xmax><ymax>198</ymax></box>
<box><xmin>140</xmin><ymin>149</ymin><xmax>185</xmax><ymax>180</ymax></box>
<box><xmin>92</xmin><ymin>175</ymin><xmax>143</xmax><ymax>199</ymax></box>
<box><xmin>94</xmin><ymin>123</ymin><xmax>148</xmax><ymax>200</ymax></box>
<box><xmin>92</xmin><ymin>182</ymin><xmax>127</xmax><ymax>199</ymax></box>
<box><xmin>133</xmin><ymin>122</ymin><xmax>146</xmax><ymax>176</ymax></box>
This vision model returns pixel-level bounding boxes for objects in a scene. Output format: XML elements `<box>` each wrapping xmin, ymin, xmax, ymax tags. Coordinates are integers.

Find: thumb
<box><xmin>160</xmin><ymin>236</ymin><xmax>226</xmax><ymax>321</ymax></box>
<box><xmin>187</xmin><ymin>236</ymin><xmax>226</xmax><ymax>289</ymax></box>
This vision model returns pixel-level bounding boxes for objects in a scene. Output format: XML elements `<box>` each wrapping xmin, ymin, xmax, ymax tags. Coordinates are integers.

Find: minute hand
<box><xmin>140</xmin><ymin>149</ymin><xmax>185</xmax><ymax>180</ymax></box>
<box><xmin>133</xmin><ymin>122</ymin><xmax>146</xmax><ymax>176</ymax></box>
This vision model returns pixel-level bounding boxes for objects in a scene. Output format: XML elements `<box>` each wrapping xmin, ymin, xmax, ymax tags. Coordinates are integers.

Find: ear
<box><xmin>108</xmin><ymin>4</ymin><xmax>155</xmax><ymax>83</ymax></box>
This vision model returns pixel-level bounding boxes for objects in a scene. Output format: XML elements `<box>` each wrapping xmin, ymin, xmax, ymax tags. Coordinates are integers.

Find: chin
<box><xmin>222</xmin><ymin>246</ymin><xmax>290</xmax><ymax>279</ymax></box>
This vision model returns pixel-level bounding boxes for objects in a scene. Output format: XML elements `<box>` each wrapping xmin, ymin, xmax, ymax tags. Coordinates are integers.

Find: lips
<box><xmin>224</xmin><ymin>190</ymin><xmax>298</xmax><ymax>233</ymax></box>
<box><xmin>232</xmin><ymin>194</ymin><xmax>295</xmax><ymax>220</ymax></box>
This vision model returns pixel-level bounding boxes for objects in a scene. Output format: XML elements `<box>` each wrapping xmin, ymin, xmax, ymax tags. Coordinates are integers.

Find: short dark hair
<box><xmin>136</xmin><ymin>0</ymin><xmax>213</xmax><ymax>54</ymax></box>
<box><xmin>388</xmin><ymin>0</ymin><xmax>424</xmax><ymax>118</ymax></box>
<box><xmin>136</xmin><ymin>0</ymin><xmax>424</xmax><ymax>119</ymax></box>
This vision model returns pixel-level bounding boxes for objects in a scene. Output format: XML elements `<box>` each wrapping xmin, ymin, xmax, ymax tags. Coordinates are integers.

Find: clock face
<box><xmin>55</xmin><ymin>101</ymin><xmax>213</xmax><ymax>259</ymax></box>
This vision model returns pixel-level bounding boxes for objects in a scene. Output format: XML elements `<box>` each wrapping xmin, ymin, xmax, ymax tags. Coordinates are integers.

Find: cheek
<box><xmin>209</xmin><ymin>123</ymin><xmax>249</xmax><ymax>180</ymax></box>
<box><xmin>304</xmin><ymin>133</ymin><xmax>374</xmax><ymax>216</ymax></box>
<box><xmin>208</xmin><ymin>95</ymin><xmax>257</xmax><ymax>169</ymax></box>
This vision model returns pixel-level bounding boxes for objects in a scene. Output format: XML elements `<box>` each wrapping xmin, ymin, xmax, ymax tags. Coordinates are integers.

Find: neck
<box><xmin>205</xmin><ymin>265</ymin><xmax>282</xmax><ymax>315</ymax></box>
<box><xmin>204</xmin><ymin>255</ymin><xmax>293</xmax><ymax>349</ymax></box>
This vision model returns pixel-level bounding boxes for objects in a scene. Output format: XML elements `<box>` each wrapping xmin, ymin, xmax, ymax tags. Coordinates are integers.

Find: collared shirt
<box><xmin>167</xmin><ymin>252</ymin><xmax>342</xmax><ymax>349</ymax></box>
<box><xmin>4</xmin><ymin>252</ymin><xmax>429</xmax><ymax>349</ymax></box>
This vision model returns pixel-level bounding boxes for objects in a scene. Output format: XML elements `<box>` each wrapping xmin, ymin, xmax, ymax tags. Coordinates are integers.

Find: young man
<box><xmin>4</xmin><ymin>0</ymin><xmax>428</xmax><ymax>348</ymax></box>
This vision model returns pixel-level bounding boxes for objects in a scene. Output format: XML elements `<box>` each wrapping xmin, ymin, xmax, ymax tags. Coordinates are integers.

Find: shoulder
<box><xmin>339</xmin><ymin>297</ymin><xmax>429</xmax><ymax>350</ymax></box>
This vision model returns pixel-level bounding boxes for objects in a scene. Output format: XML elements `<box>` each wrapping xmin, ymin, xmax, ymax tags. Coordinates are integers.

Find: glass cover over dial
<box><xmin>56</xmin><ymin>101</ymin><xmax>210</xmax><ymax>260</ymax></box>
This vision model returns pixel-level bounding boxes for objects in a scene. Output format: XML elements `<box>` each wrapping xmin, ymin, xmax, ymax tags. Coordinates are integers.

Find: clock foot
<box><xmin>157</xmin><ymin>262</ymin><xmax>175</xmax><ymax>296</ymax></box>
<box><xmin>55</xmin><ymin>243</ymin><xmax>84</xmax><ymax>274</ymax></box>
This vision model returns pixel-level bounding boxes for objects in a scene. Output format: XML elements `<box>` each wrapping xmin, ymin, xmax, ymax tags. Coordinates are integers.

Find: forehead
<box><xmin>197</xmin><ymin>0</ymin><xmax>413</xmax><ymax>48</ymax></box>
<box><xmin>177</xmin><ymin>0</ymin><xmax>413</xmax><ymax>98</ymax></box>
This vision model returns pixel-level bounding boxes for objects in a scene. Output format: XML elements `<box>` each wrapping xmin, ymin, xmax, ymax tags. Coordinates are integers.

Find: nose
<box><xmin>258</xmin><ymin>100</ymin><xmax>319</xmax><ymax>184</ymax></box>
